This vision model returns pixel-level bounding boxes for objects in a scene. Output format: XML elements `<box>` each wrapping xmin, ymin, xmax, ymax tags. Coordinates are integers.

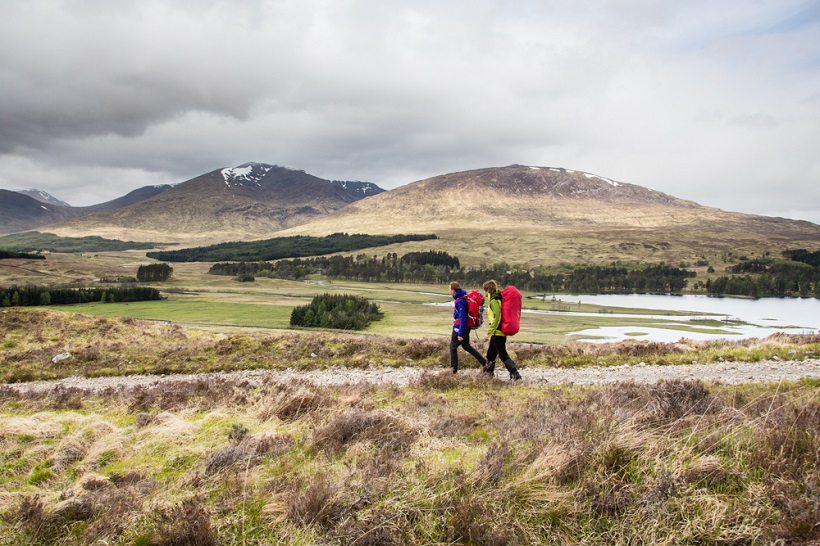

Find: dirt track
<box><xmin>5</xmin><ymin>359</ymin><xmax>820</xmax><ymax>394</ymax></box>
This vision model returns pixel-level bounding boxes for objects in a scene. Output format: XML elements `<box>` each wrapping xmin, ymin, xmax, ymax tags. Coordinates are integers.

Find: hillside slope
<box><xmin>277</xmin><ymin>165</ymin><xmax>820</xmax><ymax>265</ymax></box>
<box><xmin>0</xmin><ymin>190</ymin><xmax>78</xmax><ymax>234</ymax></box>
<box><xmin>47</xmin><ymin>163</ymin><xmax>382</xmax><ymax>244</ymax></box>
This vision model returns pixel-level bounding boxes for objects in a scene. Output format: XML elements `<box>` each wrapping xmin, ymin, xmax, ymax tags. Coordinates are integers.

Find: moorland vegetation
<box><xmin>0</xmin><ymin>341</ymin><xmax>817</xmax><ymax>544</ymax></box>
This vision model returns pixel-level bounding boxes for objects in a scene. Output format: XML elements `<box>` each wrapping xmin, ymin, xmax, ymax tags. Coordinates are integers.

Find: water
<box><xmin>535</xmin><ymin>294</ymin><xmax>820</xmax><ymax>343</ymax></box>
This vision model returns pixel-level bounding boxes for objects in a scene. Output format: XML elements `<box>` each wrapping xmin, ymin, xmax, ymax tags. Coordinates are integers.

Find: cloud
<box><xmin>0</xmin><ymin>0</ymin><xmax>819</xmax><ymax>224</ymax></box>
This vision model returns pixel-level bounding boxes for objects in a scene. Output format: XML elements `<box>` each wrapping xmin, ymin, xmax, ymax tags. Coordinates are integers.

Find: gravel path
<box><xmin>5</xmin><ymin>359</ymin><xmax>820</xmax><ymax>394</ymax></box>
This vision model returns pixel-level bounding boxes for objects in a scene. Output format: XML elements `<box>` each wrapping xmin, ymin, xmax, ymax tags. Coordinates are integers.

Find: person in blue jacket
<box><xmin>448</xmin><ymin>281</ymin><xmax>487</xmax><ymax>373</ymax></box>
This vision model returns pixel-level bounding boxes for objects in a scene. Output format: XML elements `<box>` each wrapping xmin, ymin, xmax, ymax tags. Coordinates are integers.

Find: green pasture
<box><xmin>3</xmin><ymin>250</ymin><xmax>750</xmax><ymax>343</ymax></box>
<box><xmin>44</xmin><ymin>273</ymin><xmax>746</xmax><ymax>344</ymax></box>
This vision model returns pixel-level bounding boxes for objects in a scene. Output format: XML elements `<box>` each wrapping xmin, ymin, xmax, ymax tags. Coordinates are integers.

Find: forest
<box><xmin>0</xmin><ymin>232</ymin><xmax>158</xmax><ymax>252</ymax></box>
<box><xmin>146</xmin><ymin>233</ymin><xmax>437</xmax><ymax>262</ymax></box>
<box><xmin>703</xmin><ymin>250</ymin><xmax>820</xmax><ymax>297</ymax></box>
<box><xmin>210</xmin><ymin>252</ymin><xmax>697</xmax><ymax>294</ymax></box>
<box><xmin>0</xmin><ymin>285</ymin><xmax>162</xmax><ymax>307</ymax></box>
<box><xmin>0</xmin><ymin>249</ymin><xmax>44</xmax><ymax>260</ymax></box>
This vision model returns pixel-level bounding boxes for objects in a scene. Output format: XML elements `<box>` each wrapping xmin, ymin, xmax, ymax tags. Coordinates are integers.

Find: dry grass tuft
<box><xmin>286</xmin><ymin>474</ymin><xmax>349</xmax><ymax>530</ymax></box>
<box><xmin>150</xmin><ymin>499</ymin><xmax>218</xmax><ymax>546</ymax></box>
<box><xmin>333</xmin><ymin>507</ymin><xmax>411</xmax><ymax>546</ymax></box>
<box><xmin>312</xmin><ymin>409</ymin><xmax>417</xmax><ymax>456</ymax></box>
<box><xmin>258</xmin><ymin>382</ymin><xmax>334</xmax><ymax>422</ymax></box>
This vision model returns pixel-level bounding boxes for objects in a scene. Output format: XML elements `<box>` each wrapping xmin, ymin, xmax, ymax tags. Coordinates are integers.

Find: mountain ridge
<box><xmin>0</xmin><ymin>162</ymin><xmax>383</xmax><ymax>237</ymax></box>
<box><xmin>4</xmin><ymin>163</ymin><xmax>819</xmax><ymax>265</ymax></box>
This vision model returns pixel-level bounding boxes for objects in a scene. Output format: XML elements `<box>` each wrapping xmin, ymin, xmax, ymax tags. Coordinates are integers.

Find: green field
<box><xmin>0</xmin><ymin>250</ymin><xmax>767</xmax><ymax>343</ymax></box>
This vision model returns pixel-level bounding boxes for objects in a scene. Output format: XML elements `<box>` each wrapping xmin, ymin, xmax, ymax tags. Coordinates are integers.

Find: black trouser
<box><xmin>484</xmin><ymin>335</ymin><xmax>520</xmax><ymax>376</ymax></box>
<box><xmin>450</xmin><ymin>328</ymin><xmax>486</xmax><ymax>371</ymax></box>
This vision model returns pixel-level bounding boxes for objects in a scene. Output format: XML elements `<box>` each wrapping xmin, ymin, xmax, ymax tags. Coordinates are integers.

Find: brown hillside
<box><xmin>48</xmin><ymin>164</ymin><xmax>359</xmax><ymax>244</ymax></box>
<box><xmin>277</xmin><ymin>165</ymin><xmax>820</xmax><ymax>266</ymax></box>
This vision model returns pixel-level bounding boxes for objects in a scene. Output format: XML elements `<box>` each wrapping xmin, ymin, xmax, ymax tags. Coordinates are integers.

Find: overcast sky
<box><xmin>1</xmin><ymin>0</ymin><xmax>819</xmax><ymax>223</ymax></box>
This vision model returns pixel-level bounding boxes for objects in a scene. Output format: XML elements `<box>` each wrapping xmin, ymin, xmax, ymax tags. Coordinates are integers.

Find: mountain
<box><xmin>18</xmin><ymin>189</ymin><xmax>71</xmax><ymax>207</ymax></box>
<box><xmin>331</xmin><ymin>180</ymin><xmax>385</xmax><ymax>199</ymax></box>
<box><xmin>0</xmin><ymin>184</ymin><xmax>175</xmax><ymax>235</ymax></box>
<box><xmin>0</xmin><ymin>190</ymin><xmax>78</xmax><ymax>234</ymax></box>
<box><xmin>10</xmin><ymin>163</ymin><xmax>820</xmax><ymax>266</ymax></box>
<box><xmin>48</xmin><ymin>163</ymin><xmax>385</xmax><ymax>243</ymax></box>
<box><xmin>275</xmin><ymin>165</ymin><xmax>820</xmax><ymax>266</ymax></box>
<box><xmin>82</xmin><ymin>184</ymin><xmax>175</xmax><ymax>214</ymax></box>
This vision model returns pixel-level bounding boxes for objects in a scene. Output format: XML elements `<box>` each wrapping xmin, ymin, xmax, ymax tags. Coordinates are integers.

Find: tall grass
<box><xmin>2</xmin><ymin>308</ymin><xmax>819</xmax><ymax>383</ymax></box>
<box><xmin>1</xmin><ymin>374</ymin><xmax>818</xmax><ymax>545</ymax></box>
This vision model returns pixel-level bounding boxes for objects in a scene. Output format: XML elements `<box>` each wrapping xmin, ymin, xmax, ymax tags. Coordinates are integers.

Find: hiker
<box><xmin>481</xmin><ymin>279</ymin><xmax>522</xmax><ymax>381</ymax></box>
<box><xmin>448</xmin><ymin>281</ymin><xmax>487</xmax><ymax>373</ymax></box>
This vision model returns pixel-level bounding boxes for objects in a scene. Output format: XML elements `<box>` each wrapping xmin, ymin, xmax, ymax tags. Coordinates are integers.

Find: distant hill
<box><xmin>275</xmin><ymin>165</ymin><xmax>820</xmax><ymax>266</ymax></box>
<box><xmin>331</xmin><ymin>180</ymin><xmax>385</xmax><ymax>199</ymax></box>
<box><xmin>18</xmin><ymin>189</ymin><xmax>72</xmax><ymax>207</ymax></box>
<box><xmin>0</xmin><ymin>190</ymin><xmax>78</xmax><ymax>235</ymax></box>
<box><xmin>2</xmin><ymin>163</ymin><xmax>382</xmax><ymax>239</ymax></box>
<box><xmin>48</xmin><ymin>163</ymin><xmax>385</xmax><ymax>244</ymax></box>
<box><xmin>0</xmin><ymin>185</ymin><xmax>175</xmax><ymax>235</ymax></box>
<box><xmin>82</xmin><ymin>184</ymin><xmax>175</xmax><ymax>214</ymax></box>
<box><xmin>8</xmin><ymin>163</ymin><xmax>820</xmax><ymax>266</ymax></box>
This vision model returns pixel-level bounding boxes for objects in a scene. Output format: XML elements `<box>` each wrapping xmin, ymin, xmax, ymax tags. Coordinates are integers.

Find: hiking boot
<box><xmin>510</xmin><ymin>372</ymin><xmax>522</xmax><ymax>381</ymax></box>
<box><xmin>483</xmin><ymin>360</ymin><xmax>496</xmax><ymax>376</ymax></box>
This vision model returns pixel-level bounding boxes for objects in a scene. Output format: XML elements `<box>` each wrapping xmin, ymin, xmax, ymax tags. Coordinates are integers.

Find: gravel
<box><xmin>5</xmin><ymin>359</ymin><xmax>820</xmax><ymax>394</ymax></box>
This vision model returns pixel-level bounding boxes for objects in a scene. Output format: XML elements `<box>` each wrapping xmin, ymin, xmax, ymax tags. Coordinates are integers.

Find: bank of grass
<box><xmin>0</xmin><ymin>374</ymin><xmax>818</xmax><ymax>545</ymax></box>
<box><xmin>2</xmin><ymin>307</ymin><xmax>819</xmax><ymax>383</ymax></box>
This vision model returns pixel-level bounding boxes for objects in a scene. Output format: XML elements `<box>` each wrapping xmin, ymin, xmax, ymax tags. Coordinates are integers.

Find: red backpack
<box><xmin>464</xmin><ymin>290</ymin><xmax>485</xmax><ymax>329</ymax></box>
<box><xmin>500</xmin><ymin>285</ymin><xmax>522</xmax><ymax>336</ymax></box>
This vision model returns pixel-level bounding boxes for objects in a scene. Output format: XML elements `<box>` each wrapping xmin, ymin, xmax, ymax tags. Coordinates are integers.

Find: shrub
<box><xmin>290</xmin><ymin>293</ymin><xmax>383</xmax><ymax>330</ymax></box>
<box><xmin>137</xmin><ymin>263</ymin><xmax>173</xmax><ymax>282</ymax></box>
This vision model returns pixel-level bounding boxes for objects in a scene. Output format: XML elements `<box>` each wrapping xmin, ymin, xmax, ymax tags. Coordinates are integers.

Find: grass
<box><xmin>1</xmin><ymin>376</ymin><xmax>818</xmax><ymax>544</ymax></box>
<box><xmin>2</xmin><ymin>307</ymin><xmax>820</xmax><ymax>383</ymax></box>
<box><xmin>3</xmin><ymin>249</ymin><xmax>814</xmax><ymax>345</ymax></box>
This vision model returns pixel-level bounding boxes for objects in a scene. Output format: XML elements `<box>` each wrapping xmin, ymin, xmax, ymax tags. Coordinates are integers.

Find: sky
<box><xmin>1</xmin><ymin>0</ymin><xmax>819</xmax><ymax>224</ymax></box>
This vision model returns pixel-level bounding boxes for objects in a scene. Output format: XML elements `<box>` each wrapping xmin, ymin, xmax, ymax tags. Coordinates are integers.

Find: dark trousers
<box><xmin>450</xmin><ymin>328</ymin><xmax>486</xmax><ymax>371</ymax></box>
<box><xmin>484</xmin><ymin>335</ymin><xmax>520</xmax><ymax>376</ymax></box>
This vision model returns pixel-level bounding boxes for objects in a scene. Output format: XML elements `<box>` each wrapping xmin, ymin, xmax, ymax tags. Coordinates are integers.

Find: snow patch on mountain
<box><xmin>20</xmin><ymin>189</ymin><xmax>71</xmax><ymax>207</ymax></box>
<box><xmin>584</xmin><ymin>173</ymin><xmax>620</xmax><ymax>187</ymax></box>
<box><xmin>333</xmin><ymin>180</ymin><xmax>381</xmax><ymax>197</ymax></box>
<box><xmin>221</xmin><ymin>163</ymin><xmax>274</xmax><ymax>187</ymax></box>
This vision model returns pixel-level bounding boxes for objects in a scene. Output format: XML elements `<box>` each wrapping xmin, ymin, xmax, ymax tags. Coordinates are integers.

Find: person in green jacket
<box><xmin>482</xmin><ymin>279</ymin><xmax>522</xmax><ymax>381</ymax></box>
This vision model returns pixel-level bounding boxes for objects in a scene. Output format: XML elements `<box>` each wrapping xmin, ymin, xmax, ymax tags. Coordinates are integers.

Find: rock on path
<box><xmin>4</xmin><ymin>359</ymin><xmax>820</xmax><ymax>394</ymax></box>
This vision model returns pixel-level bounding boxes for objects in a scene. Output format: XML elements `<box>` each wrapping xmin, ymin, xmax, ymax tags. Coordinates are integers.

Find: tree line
<box><xmin>0</xmin><ymin>249</ymin><xmax>44</xmax><ymax>260</ymax></box>
<box><xmin>146</xmin><ymin>233</ymin><xmax>438</xmax><ymax>262</ymax></box>
<box><xmin>783</xmin><ymin>248</ymin><xmax>820</xmax><ymax>268</ymax></box>
<box><xmin>210</xmin><ymin>253</ymin><xmax>697</xmax><ymax>294</ymax></box>
<box><xmin>290</xmin><ymin>293</ymin><xmax>383</xmax><ymax>330</ymax></box>
<box><xmin>0</xmin><ymin>285</ymin><xmax>163</xmax><ymax>307</ymax></box>
<box><xmin>0</xmin><ymin>232</ymin><xmax>157</xmax><ymax>253</ymax></box>
<box><xmin>703</xmin><ymin>252</ymin><xmax>820</xmax><ymax>298</ymax></box>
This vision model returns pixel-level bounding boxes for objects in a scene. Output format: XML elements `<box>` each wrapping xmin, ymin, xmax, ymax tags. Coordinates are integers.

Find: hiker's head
<box><xmin>449</xmin><ymin>281</ymin><xmax>461</xmax><ymax>293</ymax></box>
<box><xmin>482</xmin><ymin>280</ymin><xmax>498</xmax><ymax>294</ymax></box>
